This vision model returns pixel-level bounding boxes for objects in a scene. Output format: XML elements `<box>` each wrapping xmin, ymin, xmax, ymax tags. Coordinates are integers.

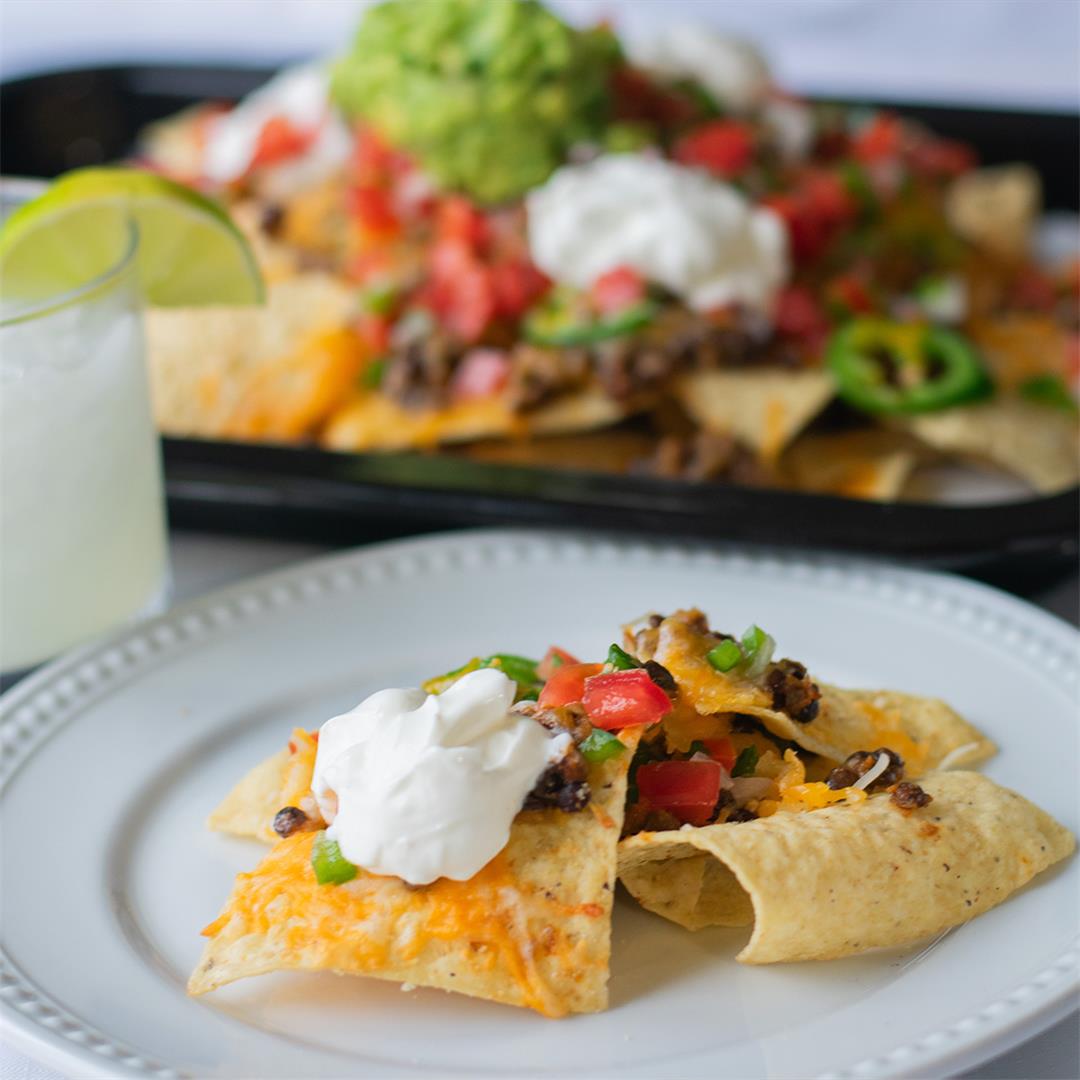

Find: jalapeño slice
<box><xmin>826</xmin><ymin>318</ymin><xmax>990</xmax><ymax>416</ymax></box>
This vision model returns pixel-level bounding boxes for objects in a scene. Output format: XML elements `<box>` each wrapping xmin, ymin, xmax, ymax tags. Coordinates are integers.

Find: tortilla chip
<box><xmin>320</xmin><ymin>385</ymin><xmax>634</xmax><ymax>451</ymax></box>
<box><xmin>969</xmin><ymin>315</ymin><xmax>1074</xmax><ymax>394</ymax></box>
<box><xmin>897</xmin><ymin>399</ymin><xmax>1079</xmax><ymax>493</ymax></box>
<box><xmin>207</xmin><ymin>748</ymin><xmax>291</xmax><ymax>842</ymax></box>
<box><xmin>189</xmin><ymin>743</ymin><xmax>636</xmax><ymax>1016</ymax></box>
<box><xmin>780</xmin><ymin>429</ymin><xmax>921</xmax><ymax>500</ymax></box>
<box><xmin>146</xmin><ymin>274</ymin><xmax>361</xmax><ymax>440</ymax></box>
<box><xmin>209</xmin><ymin>728</ymin><xmax>321</xmax><ymax>843</ymax></box>
<box><xmin>618</xmin><ymin>771</ymin><xmax>1074</xmax><ymax>959</ymax></box>
<box><xmin>946</xmin><ymin>164</ymin><xmax>1040</xmax><ymax>259</ymax></box>
<box><xmin>673</xmin><ymin>370</ymin><xmax>835</xmax><ymax>461</ymax></box>
<box><xmin>650</xmin><ymin>617</ymin><xmax>995</xmax><ymax>774</ymax></box>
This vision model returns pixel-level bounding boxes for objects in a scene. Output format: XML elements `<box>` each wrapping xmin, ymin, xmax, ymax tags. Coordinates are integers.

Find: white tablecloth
<box><xmin>2</xmin><ymin>530</ymin><xmax>1077</xmax><ymax>1078</ymax></box>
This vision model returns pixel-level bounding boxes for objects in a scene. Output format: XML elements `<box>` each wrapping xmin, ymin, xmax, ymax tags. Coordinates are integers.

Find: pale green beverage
<box><xmin>0</xmin><ymin>201</ymin><xmax>169</xmax><ymax>671</ymax></box>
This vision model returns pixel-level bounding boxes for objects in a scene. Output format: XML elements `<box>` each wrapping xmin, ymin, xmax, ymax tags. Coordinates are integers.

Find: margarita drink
<box><xmin>0</xmin><ymin>218</ymin><xmax>168</xmax><ymax>671</ymax></box>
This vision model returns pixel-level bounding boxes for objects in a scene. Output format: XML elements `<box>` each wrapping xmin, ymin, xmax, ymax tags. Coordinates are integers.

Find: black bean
<box><xmin>272</xmin><ymin>806</ymin><xmax>309</xmax><ymax>838</ymax></box>
<box><xmin>766</xmin><ymin>659</ymin><xmax>822</xmax><ymax>723</ymax></box>
<box><xmin>259</xmin><ymin>203</ymin><xmax>285</xmax><ymax>237</ymax></box>
<box><xmin>825</xmin><ymin>748</ymin><xmax>905</xmax><ymax>792</ymax></box>
<box><xmin>825</xmin><ymin>766</ymin><xmax>859</xmax><ymax>790</ymax></box>
<box><xmin>892</xmin><ymin>782</ymin><xmax>933</xmax><ymax>809</ymax></box>
<box><xmin>643</xmin><ymin>660</ymin><xmax>677</xmax><ymax>697</ymax></box>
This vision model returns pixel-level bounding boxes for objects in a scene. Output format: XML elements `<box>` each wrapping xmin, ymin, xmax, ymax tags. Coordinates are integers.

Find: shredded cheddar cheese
<box><xmin>663</xmin><ymin>701</ymin><xmax>732</xmax><ymax>753</ymax></box>
<box><xmin>655</xmin><ymin>619</ymin><xmax>772</xmax><ymax>715</ymax></box>
<box><xmin>853</xmin><ymin>699</ymin><xmax>929</xmax><ymax>774</ymax></box>
<box><xmin>203</xmin><ymin>833</ymin><xmax>589</xmax><ymax>1017</ymax></box>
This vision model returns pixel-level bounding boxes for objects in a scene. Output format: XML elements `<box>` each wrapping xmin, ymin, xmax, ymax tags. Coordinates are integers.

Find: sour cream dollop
<box><xmin>627</xmin><ymin>26</ymin><xmax>770</xmax><ymax>114</ymax></box>
<box><xmin>203</xmin><ymin>63</ymin><xmax>351</xmax><ymax>193</ymax></box>
<box><xmin>311</xmin><ymin>669</ymin><xmax>569</xmax><ymax>886</ymax></box>
<box><xmin>526</xmin><ymin>154</ymin><xmax>789</xmax><ymax>313</ymax></box>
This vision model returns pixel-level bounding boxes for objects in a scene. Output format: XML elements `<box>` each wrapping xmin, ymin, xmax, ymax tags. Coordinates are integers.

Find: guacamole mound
<box><xmin>331</xmin><ymin>0</ymin><xmax>619</xmax><ymax>204</ymax></box>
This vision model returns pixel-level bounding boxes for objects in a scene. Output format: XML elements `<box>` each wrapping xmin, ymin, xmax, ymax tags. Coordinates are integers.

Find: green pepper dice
<box><xmin>706</xmin><ymin>639</ymin><xmax>742</xmax><ymax>673</ymax></box>
<box><xmin>606</xmin><ymin>643</ymin><xmax>640</xmax><ymax>670</ymax></box>
<box><xmin>524</xmin><ymin>294</ymin><xmax>658</xmax><ymax>348</ymax></box>
<box><xmin>731</xmin><ymin>745</ymin><xmax>760</xmax><ymax>778</ymax></box>
<box><xmin>484</xmin><ymin>653</ymin><xmax>541</xmax><ymax>687</ymax></box>
<box><xmin>580</xmin><ymin>728</ymin><xmax>627</xmax><ymax>763</ymax></box>
<box><xmin>312</xmin><ymin>831</ymin><xmax>358</xmax><ymax>885</ymax></box>
<box><xmin>826</xmin><ymin>318</ymin><xmax>990</xmax><ymax>416</ymax></box>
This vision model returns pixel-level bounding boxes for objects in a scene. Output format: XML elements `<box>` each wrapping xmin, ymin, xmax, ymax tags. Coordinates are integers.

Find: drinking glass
<box><xmin>0</xmin><ymin>200</ymin><xmax>169</xmax><ymax>674</ymax></box>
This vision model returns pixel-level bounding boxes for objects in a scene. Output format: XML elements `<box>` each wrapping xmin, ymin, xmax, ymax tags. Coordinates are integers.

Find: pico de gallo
<box><xmin>416</xmin><ymin>608</ymin><xmax>933</xmax><ymax>838</ymax></box>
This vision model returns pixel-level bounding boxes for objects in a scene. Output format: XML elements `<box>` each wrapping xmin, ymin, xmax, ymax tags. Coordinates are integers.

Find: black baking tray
<box><xmin>3</xmin><ymin>64</ymin><xmax>1078</xmax><ymax>573</ymax></box>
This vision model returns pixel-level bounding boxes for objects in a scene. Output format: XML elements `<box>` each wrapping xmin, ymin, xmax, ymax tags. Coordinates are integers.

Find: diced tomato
<box><xmin>538</xmin><ymin>662</ymin><xmax>604</xmax><ymax>708</ymax></box>
<box><xmin>348</xmin><ymin>186</ymin><xmax>400</xmax><ymax>236</ymax></box>
<box><xmin>674</xmin><ymin>120</ymin><xmax>755</xmax><ymax>178</ymax></box>
<box><xmin>591</xmin><ymin>265</ymin><xmax>646</xmax><ymax>316</ymax></box>
<box><xmin>762</xmin><ymin>169</ymin><xmax>857</xmax><ymax>266</ymax></box>
<box><xmin>430</xmin><ymin>260</ymin><xmax>497</xmax><ymax>343</ymax></box>
<box><xmin>450</xmin><ymin>348</ymin><xmax>511</xmax><ymax>402</ymax></box>
<box><xmin>762</xmin><ymin>193</ymin><xmax>829</xmax><ymax>265</ymax></box>
<box><xmin>537</xmin><ymin>646</ymin><xmax>580</xmax><ymax>682</ymax></box>
<box><xmin>491</xmin><ymin>257</ymin><xmax>550</xmax><ymax>319</ymax></box>
<box><xmin>583</xmin><ymin>669</ymin><xmax>672</xmax><ymax>730</ymax></box>
<box><xmin>354</xmin><ymin>126</ymin><xmax>394</xmax><ymax>181</ymax></box>
<box><xmin>852</xmin><ymin>113</ymin><xmax>903</xmax><ymax>164</ymax></box>
<box><xmin>251</xmin><ymin>115</ymin><xmax>315</xmax><ymax>170</ymax></box>
<box><xmin>353</xmin><ymin>125</ymin><xmax>413</xmax><ymax>184</ymax></box>
<box><xmin>802</xmin><ymin>170</ymin><xmax>857</xmax><ymax>227</ymax></box>
<box><xmin>436</xmin><ymin>196</ymin><xmax>490</xmax><ymax>252</ymax></box>
<box><xmin>909</xmin><ymin>137</ymin><xmax>976</xmax><ymax>178</ymax></box>
<box><xmin>826</xmin><ymin>273</ymin><xmax>875</xmax><ymax>316</ymax></box>
<box><xmin>636</xmin><ymin>760</ymin><xmax>722</xmax><ymax>826</ymax></box>
<box><xmin>774</xmin><ymin>286</ymin><xmax>829</xmax><ymax>340</ymax></box>
<box><xmin>701</xmin><ymin>738</ymin><xmax>736</xmax><ymax>772</ymax></box>
<box><xmin>1067</xmin><ymin>334</ymin><xmax>1080</xmax><ymax>382</ymax></box>
<box><xmin>426</xmin><ymin>197</ymin><xmax>547</xmax><ymax>337</ymax></box>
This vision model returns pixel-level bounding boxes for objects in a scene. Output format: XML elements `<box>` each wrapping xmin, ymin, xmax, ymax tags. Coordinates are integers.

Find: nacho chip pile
<box><xmin>191</xmin><ymin>611</ymin><xmax>1072</xmax><ymax>1016</ymax></box>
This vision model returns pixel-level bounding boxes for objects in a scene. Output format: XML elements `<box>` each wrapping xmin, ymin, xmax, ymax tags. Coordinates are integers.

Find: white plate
<box><xmin>1</xmin><ymin>529</ymin><xmax>1076</xmax><ymax>1080</ymax></box>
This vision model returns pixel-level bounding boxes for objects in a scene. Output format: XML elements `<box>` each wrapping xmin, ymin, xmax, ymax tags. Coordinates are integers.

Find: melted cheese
<box><xmin>202</xmin><ymin>833</ymin><xmax>588</xmax><ymax>1017</ymax></box>
<box><xmin>853</xmin><ymin>699</ymin><xmax>929</xmax><ymax>774</ymax></box>
<box><xmin>662</xmin><ymin>701</ymin><xmax>732</xmax><ymax>753</ymax></box>
<box><xmin>655</xmin><ymin>619</ymin><xmax>771</xmax><ymax>715</ymax></box>
<box><xmin>757</xmin><ymin>780</ymin><xmax>868</xmax><ymax>817</ymax></box>
<box><xmin>322</xmin><ymin>392</ymin><xmax>525</xmax><ymax>452</ymax></box>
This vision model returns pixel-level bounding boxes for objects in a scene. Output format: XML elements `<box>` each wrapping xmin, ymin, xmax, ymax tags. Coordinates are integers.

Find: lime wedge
<box><xmin>0</xmin><ymin>168</ymin><xmax>264</xmax><ymax>307</ymax></box>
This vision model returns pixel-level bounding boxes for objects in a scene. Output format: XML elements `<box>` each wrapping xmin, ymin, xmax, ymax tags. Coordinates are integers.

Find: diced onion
<box><xmin>853</xmin><ymin>751</ymin><xmax>891</xmax><ymax>790</ymax></box>
<box><xmin>731</xmin><ymin>776</ymin><xmax>775</xmax><ymax>804</ymax></box>
<box><xmin>936</xmin><ymin>742</ymin><xmax>979</xmax><ymax>772</ymax></box>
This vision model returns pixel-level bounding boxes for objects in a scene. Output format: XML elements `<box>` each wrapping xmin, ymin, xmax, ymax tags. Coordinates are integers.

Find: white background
<box><xmin>1</xmin><ymin>0</ymin><xmax>1079</xmax><ymax>110</ymax></box>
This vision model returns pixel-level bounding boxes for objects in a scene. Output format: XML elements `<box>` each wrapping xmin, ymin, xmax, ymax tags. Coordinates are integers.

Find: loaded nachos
<box><xmin>191</xmin><ymin>610</ymin><xmax>1072</xmax><ymax>1015</ymax></box>
<box><xmin>138</xmin><ymin>0</ymin><xmax>1078</xmax><ymax>500</ymax></box>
